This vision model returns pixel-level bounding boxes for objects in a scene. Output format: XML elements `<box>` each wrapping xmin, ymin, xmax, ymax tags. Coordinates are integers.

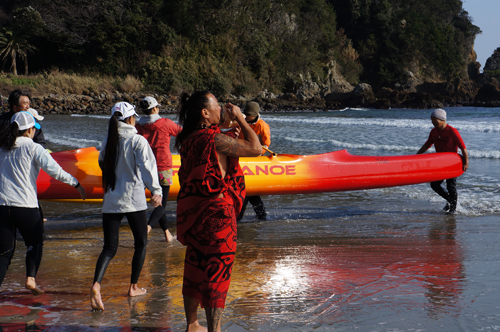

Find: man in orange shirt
<box><xmin>237</xmin><ymin>101</ymin><xmax>271</xmax><ymax>221</ymax></box>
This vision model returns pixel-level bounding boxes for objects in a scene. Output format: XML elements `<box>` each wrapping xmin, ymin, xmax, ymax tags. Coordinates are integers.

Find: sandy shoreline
<box><xmin>2</xmin><ymin>211</ymin><xmax>500</xmax><ymax>331</ymax></box>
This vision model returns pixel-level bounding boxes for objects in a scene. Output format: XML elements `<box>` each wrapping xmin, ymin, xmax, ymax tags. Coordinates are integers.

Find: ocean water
<box><xmin>42</xmin><ymin>107</ymin><xmax>500</xmax><ymax>217</ymax></box>
<box><xmin>1</xmin><ymin>107</ymin><xmax>500</xmax><ymax>331</ymax></box>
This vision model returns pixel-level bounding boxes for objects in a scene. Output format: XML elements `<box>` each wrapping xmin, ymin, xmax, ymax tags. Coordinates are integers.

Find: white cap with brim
<box><xmin>111</xmin><ymin>102</ymin><xmax>138</xmax><ymax>120</ymax></box>
<box><xmin>140</xmin><ymin>96</ymin><xmax>160</xmax><ymax>110</ymax></box>
<box><xmin>11</xmin><ymin>111</ymin><xmax>41</xmax><ymax>130</ymax></box>
<box><xmin>431</xmin><ymin>108</ymin><xmax>446</xmax><ymax>121</ymax></box>
<box><xmin>28</xmin><ymin>108</ymin><xmax>44</xmax><ymax>121</ymax></box>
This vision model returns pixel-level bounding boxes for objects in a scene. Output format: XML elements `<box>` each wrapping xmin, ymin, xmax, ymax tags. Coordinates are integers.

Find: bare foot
<box><xmin>25</xmin><ymin>277</ymin><xmax>44</xmax><ymax>295</ymax></box>
<box><xmin>128</xmin><ymin>283</ymin><xmax>147</xmax><ymax>297</ymax></box>
<box><xmin>187</xmin><ymin>321</ymin><xmax>208</xmax><ymax>332</ymax></box>
<box><xmin>165</xmin><ymin>229</ymin><xmax>174</xmax><ymax>242</ymax></box>
<box><xmin>147</xmin><ymin>225</ymin><xmax>152</xmax><ymax>234</ymax></box>
<box><xmin>90</xmin><ymin>282</ymin><xmax>105</xmax><ymax>311</ymax></box>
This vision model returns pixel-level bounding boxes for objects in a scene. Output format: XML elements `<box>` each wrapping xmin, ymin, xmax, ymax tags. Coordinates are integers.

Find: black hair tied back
<box><xmin>175</xmin><ymin>91</ymin><xmax>211</xmax><ymax>151</ymax></box>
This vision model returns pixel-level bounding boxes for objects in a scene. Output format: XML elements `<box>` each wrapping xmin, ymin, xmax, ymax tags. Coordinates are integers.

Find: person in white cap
<box><xmin>90</xmin><ymin>101</ymin><xmax>162</xmax><ymax>311</ymax></box>
<box><xmin>417</xmin><ymin>108</ymin><xmax>469</xmax><ymax>214</ymax></box>
<box><xmin>136</xmin><ymin>96</ymin><xmax>182</xmax><ymax>242</ymax></box>
<box><xmin>27</xmin><ymin>108</ymin><xmax>44</xmax><ymax>121</ymax></box>
<box><xmin>0</xmin><ymin>111</ymin><xmax>86</xmax><ymax>295</ymax></box>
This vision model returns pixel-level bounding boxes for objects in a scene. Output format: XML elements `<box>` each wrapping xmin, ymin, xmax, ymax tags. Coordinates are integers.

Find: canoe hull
<box><xmin>36</xmin><ymin>147</ymin><xmax>464</xmax><ymax>202</ymax></box>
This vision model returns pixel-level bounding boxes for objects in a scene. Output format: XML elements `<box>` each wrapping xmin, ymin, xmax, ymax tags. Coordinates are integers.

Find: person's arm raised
<box><xmin>215</xmin><ymin>103</ymin><xmax>261</xmax><ymax>157</ymax></box>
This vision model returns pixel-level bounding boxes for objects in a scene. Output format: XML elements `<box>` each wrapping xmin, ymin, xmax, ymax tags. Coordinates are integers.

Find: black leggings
<box><xmin>237</xmin><ymin>196</ymin><xmax>266</xmax><ymax>221</ymax></box>
<box><xmin>93</xmin><ymin>210</ymin><xmax>148</xmax><ymax>284</ymax></box>
<box><xmin>430</xmin><ymin>177</ymin><xmax>458</xmax><ymax>207</ymax></box>
<box><xmin>0</xmin><ymin>206</ymin><xmax>43</xmax><ymax>286</ymax></box>
<box><xmin>148</xmin><ymin>185</ymin><xmax>170</xmax><ymax>231</ymax></box>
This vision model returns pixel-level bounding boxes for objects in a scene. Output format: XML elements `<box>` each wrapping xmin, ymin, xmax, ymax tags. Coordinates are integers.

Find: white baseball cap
<box><xmin>140</xmin><ymin>96</ymin><xmax>160</xmax><ymax>110</ymax></box>
<box><xmin>111</xmin><ymin>102</ymin><xmax>138</xmax><ymax>120</ymax></box>
<box><xmin>11</xmin><ymin>111</ymin><xmax>41</xmax><ymax>130</ymax></box>
<box><xmin>28</xmin><ymin>108</ymin><xmax>44</xmax><ymax>121</ymax></box>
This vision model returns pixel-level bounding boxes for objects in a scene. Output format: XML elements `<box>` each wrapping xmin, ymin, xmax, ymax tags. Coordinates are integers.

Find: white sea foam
<box><xmin>266</xmin><ymin>116</ymin><xmax>500</xmax><ymax>133</ymax></box>
<box><xmin>467</xmin><ymin>149</ymin><xmax>500</xmax><ymax>159</ymax></box>
<box><xmin>282</xmin><ymin>136</ymin><xmax>500</xmax><ymax>159</ymax></box>
<box><xmin>70</xmin><ymin>114</ymin><xmax>109</xmax><ymax>119</ymax></box>
<box><xmin>45</xmin><ymin>135</ymin><xmax>101</xmax><ymax>149</ymax></box>
<box><xmin>384</xmin><ymin>182</ymin><xmax>500</xmax><ymax>216</ymax></box>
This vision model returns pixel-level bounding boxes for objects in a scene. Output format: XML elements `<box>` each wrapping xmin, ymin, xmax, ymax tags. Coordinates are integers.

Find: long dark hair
<box><xmin>0</xmin><ymin>122</ymin><xmax>27</xmax><ymax>151</ymax></box>
<box><xmin>175</xmin><ymin>91</ymin><xmax>211</xmax><ymax>151</ymax></box>
<box><xmin>101</xmin><ymin>113</ymin><xmax>120</xmax><ymax>192</ymax></box>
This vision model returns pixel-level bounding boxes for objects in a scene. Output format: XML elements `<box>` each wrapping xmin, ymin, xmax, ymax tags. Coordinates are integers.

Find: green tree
<box><xmin>0</xmin><ymin>28</ymin><xmax>37</xmax><ymax>75</ymax></box>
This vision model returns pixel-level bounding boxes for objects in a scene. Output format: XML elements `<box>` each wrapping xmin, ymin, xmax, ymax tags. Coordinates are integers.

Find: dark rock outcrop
<box><xmin>484</xmin><ymin>48</ymin><xmax>500</xmax><ymax>76</ymax></box>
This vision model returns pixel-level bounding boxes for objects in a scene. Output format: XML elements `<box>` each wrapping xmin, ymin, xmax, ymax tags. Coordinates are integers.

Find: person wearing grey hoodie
<box><xmin>90</xmin><ymin>102</ymin><xmax>162</xmax><ymax>311</ymax></box>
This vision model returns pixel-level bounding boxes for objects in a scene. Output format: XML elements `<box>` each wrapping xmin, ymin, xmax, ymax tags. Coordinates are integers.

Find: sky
<box><xmin>462</xmin><ymin>0</ymin><xmax>500</xmax><ymax>71</ymax></box>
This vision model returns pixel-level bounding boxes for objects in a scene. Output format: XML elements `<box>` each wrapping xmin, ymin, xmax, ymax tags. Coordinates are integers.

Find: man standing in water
<box><xmin>417</xmin><ymin>109</ymin><xmax>469</xmax><ymax>214</ymax></box>
<box><xmin>237</xmin><ymin>101</ymin><xmax>271</xmax><ymax>221</ymax></box>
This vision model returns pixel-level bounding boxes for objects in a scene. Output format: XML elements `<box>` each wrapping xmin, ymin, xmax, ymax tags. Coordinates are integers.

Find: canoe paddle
<box><xmin>263</xmin><ymin>146</ymin><xmax>277</xmax><ymax>156</ymax></box>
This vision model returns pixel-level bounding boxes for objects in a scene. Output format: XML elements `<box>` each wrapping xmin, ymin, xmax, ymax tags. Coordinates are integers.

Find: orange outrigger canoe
<box><xmin>37</xmin><ymin>147</ymin><xmax>464</xmax><ymax>202</ymax></box>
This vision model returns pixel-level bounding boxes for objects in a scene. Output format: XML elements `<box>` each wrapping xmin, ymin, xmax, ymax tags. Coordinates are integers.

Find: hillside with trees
<box><xmin>2</xmin><ymin>0</ymin><xmax>498</xmax><ymax>109</ymax></box>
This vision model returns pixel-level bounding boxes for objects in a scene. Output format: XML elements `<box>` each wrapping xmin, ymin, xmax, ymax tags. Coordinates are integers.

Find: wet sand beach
<box><xmin>1</xmin><ymin>199</ymin><xmax>500</xmax><ymax>331</ymax></box>
<box><xmin>2</xmin><ymin>108</ymin><xmax>500</xmax><ymax>331</ymax></box>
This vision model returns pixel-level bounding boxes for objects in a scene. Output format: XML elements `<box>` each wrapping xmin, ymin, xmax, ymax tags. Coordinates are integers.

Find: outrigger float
<box><xmin>37</xmin><ymin>147</ymin><xmax>464</xmax><ymax>202</ymax></box>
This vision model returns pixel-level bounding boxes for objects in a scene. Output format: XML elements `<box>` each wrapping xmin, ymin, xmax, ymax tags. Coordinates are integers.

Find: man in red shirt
<box><xmin>136</xmin><ymin>96</ymin><xmax>182</xmax><ymax>241</ymax></box>
<box><xmin>417</xmin><ymin>109</ymin><xmax>469</xmax><ymax>214</ymax></box>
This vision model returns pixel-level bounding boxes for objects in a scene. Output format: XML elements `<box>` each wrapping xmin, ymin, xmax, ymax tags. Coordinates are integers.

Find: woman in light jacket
<box><xmin>0</xmin><ymin>111</ymin><xmax>86</xmax><ymax>295</ymax></box>
<box><xmin>90</xmin><ymin>102</ymin><xmax>162</xmax><ymax>311</ymax></box>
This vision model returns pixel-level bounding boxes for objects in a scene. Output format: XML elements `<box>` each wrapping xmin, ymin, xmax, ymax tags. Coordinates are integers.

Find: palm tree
<box><xmin>0</xmin><ymin>29</ymin><xmax>37</xmax><ymax>75</ymax></box>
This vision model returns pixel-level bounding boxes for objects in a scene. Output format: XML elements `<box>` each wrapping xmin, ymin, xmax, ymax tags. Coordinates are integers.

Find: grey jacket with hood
<box><xmin>99</xmin><ymin>121</ymin><xmax>161</xmax><ymax>213</ymax></box>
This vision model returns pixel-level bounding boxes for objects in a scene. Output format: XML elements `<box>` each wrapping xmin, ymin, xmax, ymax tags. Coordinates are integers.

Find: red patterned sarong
<box><xmin>177</xmin><ymin>126</ymin><xmax>245</xmax><ymax>308</ymax></box>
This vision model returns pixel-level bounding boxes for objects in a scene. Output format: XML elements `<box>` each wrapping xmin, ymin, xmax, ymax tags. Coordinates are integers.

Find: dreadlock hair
<box><xmin>101</xmin><ymin>112</ymin><xmax>120</xmax><ymax>192</ymax></box>
<box><xmin>174</xmin><ymin>91</ymin><xmax>211</xmax><ymax>151</ymax></box>
<box><xmin>0</xmin><ymin>122</ymin><xmax>27</xmax><ymax>151</ymax></box>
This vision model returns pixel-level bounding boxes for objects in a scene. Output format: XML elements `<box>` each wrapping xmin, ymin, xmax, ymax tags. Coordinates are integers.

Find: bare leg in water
<box><xmin>147</xmin><ymin>225</ymin><xmax>174</xmax><ymax>242</ymax></box>
<box><xmin>164</xmin><ymin>229</ymin><xmax>174</xmax><ymax>242</ymax></box>
<box><xmin>90</xmin><ymin>282</ymin><xmax>146</xmax><ymax>311</ymax></box>
<box><xmin>90</xmin><ymin>282</ymin><xmax>104</xmax><ymax>311</ymax></box>
<box><xmin>128</xmin><ymin>283</ymin><xmax>147</xmax><ymax>297</ymax></box>
<box><xmin>184</xmin><ymin>296</ymin><xmax>207</xmax><ymax>332</ymax></box>
<box><xmin>205</xmin><ymin>307</ymin><xmax>224</xmax><ymax>332</ymax></box>
<box><xmin>25</xmin><ymin>276</ymin><xmax>44</xmax><ymax>295</ymax></box>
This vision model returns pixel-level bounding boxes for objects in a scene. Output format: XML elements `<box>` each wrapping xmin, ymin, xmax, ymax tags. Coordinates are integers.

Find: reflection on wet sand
<box><xmin>0</xmin><ymin>216</ymin><xmax>468</xmax><ymax>331</ymax></box>
<box><xmin>227</xmin><ymin>217</ymin><xmax>464</xmax><ymax>329</ymax></box>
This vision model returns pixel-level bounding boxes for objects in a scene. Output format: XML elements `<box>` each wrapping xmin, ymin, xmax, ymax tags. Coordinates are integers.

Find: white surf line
<box><xmin>265</xmin><ymin>116</ymin><xmax>500</xmax><ymax>133</ymax></box>
<box><xmin>282</xmin><ymin>136</ymin><xmax>500</xmax><ymax>159</ymax></box>
<box><xmin>70</xmin><ymin>114</ymin><xmax>109</xmax><ymax>119</ymax></box>
<box><xmin>45</xmin><ymin>135</ymin><xmax>102</xmax><ymax>149</ymax></box>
